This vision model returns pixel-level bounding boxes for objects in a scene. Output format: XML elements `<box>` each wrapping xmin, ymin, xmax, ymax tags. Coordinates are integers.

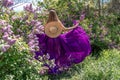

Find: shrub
<box><xmin>0</xmin><ymin>38</ymin><xmax>42</xmax><ymax>80</ymax></box>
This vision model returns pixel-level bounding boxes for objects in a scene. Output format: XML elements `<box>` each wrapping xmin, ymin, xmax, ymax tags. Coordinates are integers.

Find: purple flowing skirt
<box><xmin>35</xmin><ymin>26</ymin><xmax>91</xmax><ymax>73</ymax></box>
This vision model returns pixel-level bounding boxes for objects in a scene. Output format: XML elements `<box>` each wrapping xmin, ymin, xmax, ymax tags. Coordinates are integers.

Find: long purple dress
<box><xmin>35</xmin><ymin>25</ymin><xmax>91</xmax><ymax>74</ymax></box>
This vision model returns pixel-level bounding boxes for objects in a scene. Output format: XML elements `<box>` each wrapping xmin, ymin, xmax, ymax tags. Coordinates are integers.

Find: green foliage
<box><xmin>34</xmin><ymin>49</ymin><xmax>120</xmax><ymax>80</ymax></box>
<box><xmin>1</xmin><ymin>47</ymin><xmax>120</xmax><ymax>80</ymax></box>
<box><xmin>0</xmin><ymin>38</ymin><xmax>41</xmax><ymax>80</ymax></box>
<box><xmin>79</xmin><ymin>49</ymin><xmax>120</xmax><ymax>80</ymax></box>
<box><xmin>38</xmin><ymin>0</ymin><xmax>84</xmax><ymax>26</ymax></box>
<box><xmin>38</xmin><ymin>0</ymin><xmax>120</xmax><ymax>50</ymax></box>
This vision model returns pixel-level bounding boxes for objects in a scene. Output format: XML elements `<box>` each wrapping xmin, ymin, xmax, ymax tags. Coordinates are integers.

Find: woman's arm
<box><xmin>64</xmin><ymin>22</ymin><xmax>79</xmax><ymax>31</ymax></box>
<box><xmin>59</xmin><ymin>20</ymin><xmax>80</xmax><ymax>32</ymax></box>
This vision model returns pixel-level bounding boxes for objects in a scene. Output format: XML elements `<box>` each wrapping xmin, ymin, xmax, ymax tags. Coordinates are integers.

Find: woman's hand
<box><xmin>73</xmin><ymin>20</ymin><xmax>80</xmax><ymax>28</ymax></box>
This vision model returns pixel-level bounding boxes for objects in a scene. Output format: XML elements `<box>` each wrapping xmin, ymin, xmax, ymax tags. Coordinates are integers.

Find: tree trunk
<box><xmin>98</xmin><ymin>0</ymin><xmax>101</xmax><ymax>17</ymax></box>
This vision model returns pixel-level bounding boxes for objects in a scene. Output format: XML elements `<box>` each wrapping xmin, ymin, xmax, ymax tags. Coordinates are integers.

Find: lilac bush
<box><xmin>0</xmin><ymin>1</ymin><xmax>42</xmax><ymax>41</ymax></box>
<box><xmin>7</xmin><ymin>4</ymin><xmax>43</xmax><ymax>42</ymax></box>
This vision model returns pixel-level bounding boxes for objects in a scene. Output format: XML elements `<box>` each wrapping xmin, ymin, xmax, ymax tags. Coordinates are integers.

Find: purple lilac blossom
<box><xmin>28</xmin><ymin>21</ymin><xmax>44</xmax><ymax>53</ymax></box>
<box><xmin>73</xmin><ymin>20</ymin><xmax>79</xmax><ymax>25</ymax></box>
<box><xmin>17</xmin><ymin>28</ymin><xmax>22</xmax><ymax>33</ymax></box>
<box><xmin>39</xmin><ymin>69</ymin><xmax>46</xmax><ymax>75</ymax></box>
<box><xmin>7</xmin><ymin>25</ymin><xmax>12</xmax><ymax>28</ymax></box>
<box><xmin>11</xmin><ymin>16</ymin><xmax>18</xmax><ymax>21</ymax></box>
<box><xmin>0</xmin><ymin>20</ymin><xmax>6</xmax><ymax>25</ymax></box>
<box><xmin>33</xmin><ymin>13</ymin><xmax>38</xmax><ymax>19</ymax></box>
<box><xmin>80</xmin><ymin>13</ymin><xmax>85</xmax><ymax>21</ymax></box>
<box><xmin>2</xmin><ymin>27</ymin><xmax>8</xmax><ymax>32</ymax></box>
<box><xmin>28</xmin><ymin>41</ymin><xmax>34</xmax><ymax>46</ymax></box>
<box><xmin>0</xmin><ymin>20</ymin><xmax>16</xmax><ymax>52</ymax></box>
<box><xmin>34</xmin><ymin>22</ymin><xmax>42</xmax><ymax>27</ymax></box>
<box><xmin>89</xmin><ymin>24</ymin><xmax>93</xmax><ymax>28</ymax></box>
<box><xmin>2</xmin><ymin>34</ymin><xmax>9</xmax><ymax>41</ymax></box>
<box><xmin>2</xmin><ymin>0</ymin><xmax>14</xmax><ymax>7</ymax></box>
<box><xmin>1</xmin><ymin>45</ymin><xmax>10</xmax><ymax>52</ymax></box>
<box><xmin>30</xmin><ymin>20</ymin><xmax>37</xmax><ymax>26</ymax></box>
<box><xmin>7</xmin><ymin>39</ymin><xmax>16</xmax><ymax>45</ymax></box>
<box><xmin>24</xmin><ymin>4</ymin><xmax>35</xmax><ymax>13</ymax></box>
<box><xmin>22</xmin><ymin>15</ymin><xmax>28</xmax><ymax>21</ymax></box>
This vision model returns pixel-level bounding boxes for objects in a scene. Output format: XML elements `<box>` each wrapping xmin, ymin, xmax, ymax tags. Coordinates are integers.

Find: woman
<box><xmin>35</xmin><ymin>10</ymin><xmax>91</xmax><ymax>74</ymax></box>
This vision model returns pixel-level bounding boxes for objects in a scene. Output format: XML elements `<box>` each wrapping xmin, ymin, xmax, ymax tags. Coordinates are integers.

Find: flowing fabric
<box><xmin>35</xmin><ymin>25</ymin><xmax>91</xmax><ymax>73</ymax></box>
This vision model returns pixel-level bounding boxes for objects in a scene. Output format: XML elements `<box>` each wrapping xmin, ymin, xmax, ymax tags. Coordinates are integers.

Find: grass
<box><xmin>46</xmin><ymin>49</ymin><xmax>120</xmax><ymax>80</ymax></box>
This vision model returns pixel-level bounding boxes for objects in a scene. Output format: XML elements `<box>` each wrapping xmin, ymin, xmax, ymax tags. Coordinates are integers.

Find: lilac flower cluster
<box><xmin>23</xmin><ymin>3</ymin><xmax>40</xmax><ymax>14</ymax></box>
<box><xmin>7</xmin><ymin>4</ymin><xmax>42</xmax><ymax>38</ymax></box>
<box><xmin>24</xmin><ymin>4</ymin><xmax>35</xmax><ymax>13</ymax></box>
<box><xmin>80</xmin><ymin>13</ymin><xmax>85</xmax><ymax>21</ymax></box>
<box><xmin>36</xmin><ymin>52</ymin><xmax>70</xmax><ymax>74</ymax></box>
<box><xmin>2</xmin><ymin>0</ymin><xmax>14</xmax><ymax>7</ymax></box>
<box><xmin>28</xmin><ymin>20</ymin><xmax>44</xmax><ymax>53</ymax></box>
<box><xmin>0</xmin><ymin>20</ymin><xmax>16</xmax><ymax>52</ymax></box>
<box><xmin>88</xmin><ymin>24</ymin><xmax>108</xmax><ymax>41</ymax></box>
<box><xmin>23</xmin><ymin>3</ymin><xmax>42</xmax><ymax>20</ymax></box>
<box><xmin>38</xmin><ymin>54</ymin><xmax>57</xmax><ymax>74</ymax></box>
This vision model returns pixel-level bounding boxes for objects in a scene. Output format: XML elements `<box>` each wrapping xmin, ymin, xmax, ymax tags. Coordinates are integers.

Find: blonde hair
<box><xmin>47</xmin><ymin>10</ymin><xmax>59</xmax><ymax>23</ymax></box>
